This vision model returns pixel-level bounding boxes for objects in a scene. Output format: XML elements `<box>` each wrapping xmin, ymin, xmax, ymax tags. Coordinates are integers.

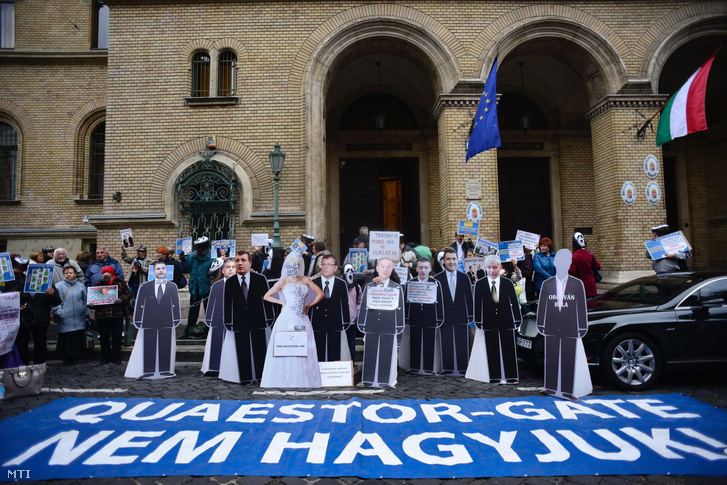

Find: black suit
<box><xmin>357</xmin><ymin>280</ymin><xmax>405</xmax><ymax>387</ymax></box>
<box><xmin>133</xmin><ymin>280</ymin><xmax>181</xmax><ymax>375</ymax></box>
<box><xmin>536</xmin><ymin>276</ymin><xmax>588</xmax><ymax>397</ymax></box>
<box><xmin>434</xmin><ymin>270</ymin><xmax>473</xmax><ymax>375</ymax></box>
<box><xmin>451</xmin><ymin>240</ymin><xmax>474</xmax><ymax>260</ymax></box>
<box><xmin>203</xmin><ymin>277</ymin><xmax>227</xmax><ymax>372</ymax></box>
<box><xmin>474</xmin><ymin>277</ymin><xmax>522</xmax><ymax>382</ymax></box>
<box><xmin>404</xmin><ymin>279</ymin><xmax>445</xmax><ymax>373</ymax></box>
<box><xmin>309</xmin><ymin>276</ymin><xmax>351</xmax><ymax>361</ymax></box>
<box><xmin>223</xmin><ymin>272</ymin><xmax>274</xmax><ymax>384</ymax></box>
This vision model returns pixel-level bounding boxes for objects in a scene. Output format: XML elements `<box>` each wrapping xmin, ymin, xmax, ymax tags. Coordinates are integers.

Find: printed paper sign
<box><xmin>515</xmin><ymin>230</ymin><xmax>540</xmax><ymax>250</ymax></box>
<box><xmin>24</xmin><ymin>264</ymin><xmax>54</xmax><ymax>294</ymax></box>
<box><xmin>348</xmin><ymin>248</ymin><xmax>368</xmax><ymax>273</ymax></box>
<box><xmin>176</xmin><ymin>237</ymin><xmax>192</xmax><ymax>256</ymax></box>
<box><xmin>212</xmin><ymin>239</ymin><xmax>236</xmax><ymax>258</ymax></box>
<box><xmin>251</xmin><ymin>233</ymin><xmax>269</xmax><ymax>247</ymax></box>
<box><xmin>366</xmin><ymin>286</ymin><xmax>400</xmax><ymax>311</ymax></box>
<box><xmin>464</xmin><ymin>257</ymin><xmax>485</xmax><ymax>277</ymax></box>
<box><xmin>273</xmin><ymin>331</ymin><xmax>308</xmax><ymax>357</ymax></box>
<box><xmin>0</xmin><ymin>291</ymin><xmax>20</xmax><ymax>356</ymax></box>
<box><xmin>319</xmin><ymin>361</ymin><xmax>354</xmax><ymax>387</ymax></box>
<box><xmin>645</xmin><ymin>231</ymin><xmax>692</xmax><ymax>260</ymax></box>
<box><xmin>368</xmin><ymin>231</ymin><xmax>400</xmax><ymax>260</ymax></box>
<box><xmin>165</xmin><ymin>265</ymin><xmax>175</xmax><ymax>281</ymax></box>
<box><xmin>498</xmin><ymin>240</ymin><xmax>525</xmax><ymax>262</ymax></box>
<box><xmin>290</xmin><ymin>238</ymin><xmax>307</xmax><ymax>254</ymax></box>
<box><xmin>0</xmin><ymin>252</ymin><xmax>14</xmax><ymax>283</ymax></box>
<box><xmin>394</xmin><ymin>265</ymin><xmax>409</xmax><ymax>284</ymax></box>
<box><xmin>406</xmin><ymin>281</ymin><xmax>438</xmax><ymax>304</ymax></box>
<box><xmin>120</xmin><ymin>228</ymin><xmax>134</xmax><ymax>249</ymax></box>
<box><xmin>87</xmin><ymin>285</ymin><xmax>119</xmax><ymax>306</ymax></box>
<box><xmin>457</xmin><ymin>221</ymin><xmax>479</xmax><ymax>237</ymax></box>
<box><xmin>474</xmin><ymin>238</ymin><xmax>498</xmax><ymax>257</ymax></box>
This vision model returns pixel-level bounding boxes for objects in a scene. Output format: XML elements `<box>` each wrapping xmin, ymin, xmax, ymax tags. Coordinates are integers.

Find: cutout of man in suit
<box><xmin>357</xmin><ymin>257</ymin><xmax>405</xmax><ymax>388</ymax></box>
<box><xmin>434</xmin><ymin>248</ymin><xmax>474</xmax><ymax>375</ymax></box>
<box><xmin>473</xmin><ymin>255</ymin><xmax>522</xmax><ymax>384</ymax></box>
<box><xmin>309</xmin><ymin>254</ymin><xmax>351</xmax><ymax>361</ymax></box>
<box><xmin>223</xmin><ymin>251</ymin><xmax>275</xmax><ymax>384</ymax></box>
<box><xmin>202</xmin><ymin>259</ymin><xmax>236</xmax><ymax>375</ymax></box>
<box><xmin>131</xmin><ymin>261</ymin><xmax>181</xmax><ymax>378</ymax></box>
<box><xmin>537</xmin><ymin>248</ymin><xmax>590</xmax><ymax>400</ymax></box>
<box><xmin>404</xmin><ymin>258</ymin><xmax>444</xmax><ymax>374</ymax></box>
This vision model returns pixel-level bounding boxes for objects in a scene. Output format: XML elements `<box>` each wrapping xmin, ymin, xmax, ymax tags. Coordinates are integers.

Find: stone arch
<box><xmin>288</xmin><ymin>4</ymin><xmax>465</xmax><ymax>237</ymax></box>
<box><xmin>212</xmin><ymin>37</ymin><xmax>248</xmax><ymax>60</ymax></box>
<box><xmin>179</xmin><ymin>38</ymin><xmax>216</xmax><ymax>64</ymax></box>
<box><xmin>473</xmin><ymin>5</ymin><xmax>628</xmax><ymax>99</ymax></box>
<box><xmin>636</xmin><ymin>3</ymin><xmax>727</xmax><ymax>86</ymax></box>
<box><xmin>0</xmin><ymin>98</ymin><xmax>35</xmax><ymax>197</ymax></box>
<box><xmin>155</xmin><ymin>136</ymin><xmax>264</xmax><ymax>226</ymax></box>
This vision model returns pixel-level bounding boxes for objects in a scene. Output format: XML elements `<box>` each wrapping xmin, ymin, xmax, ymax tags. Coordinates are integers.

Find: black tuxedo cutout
<box><xmin>404</xmin><ymin>279</ymin><xmax>445</xmax><ymax>373</ymax></box>
<box><xmin>203</xmin><ymin>277</ymin><xmax>227</xmax><ymax>372</ymax></box>
<box><xmin>474</xmin><ymin>277</ymin><xmax>522</xmax><ymax>382</ymax></box>
<box><xmin>434</xmin><ymin>270</ymin><xmax>474</xmax><ymax>375</ymax></box>
<box><xmin>223</xmin><ymin>272</ymin><xmax>274</xmax><ymax>384</ymax></box>
<box><xmin>134</xmin><ymin>280</ymin><xmax>181</xmax><ymax>375</ymax></box>
<box><xmin>309</xmin><ymin>276</ymin><xmax>351</xmax><ymax>361</ymax></box>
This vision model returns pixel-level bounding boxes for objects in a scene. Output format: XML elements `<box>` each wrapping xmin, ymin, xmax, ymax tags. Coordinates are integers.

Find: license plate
<box><xmin>516</xmin><ymin>337</ymin><xmax>532</xmax><ymax>350</ymax></box>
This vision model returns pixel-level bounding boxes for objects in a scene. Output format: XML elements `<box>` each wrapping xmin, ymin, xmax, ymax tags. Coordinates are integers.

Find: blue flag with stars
<box><xmin>466</xmin><ymin>59</ymin><xmax>501</xmax><ymax>161</ymax></box>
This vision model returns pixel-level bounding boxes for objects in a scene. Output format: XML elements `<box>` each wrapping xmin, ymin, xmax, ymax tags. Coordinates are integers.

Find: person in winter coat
<box><xmin>52</xmin><ymin>264</ymin><xmax>89</xmax><ymax>365</ymax></box>
<box><xmin>48</xmin><ymin>248</ymin><xmax>85</xmax><ymax>286</ymax></box>
<box><xmin>12</xmin><ymin>255</ymin><xmax>54</xmax><ymax>365</ymax></box>
<box><xmin>85</xmin><ymin>248</ymin><xmax>124</xmax><ymax>287</ymax></box>
<box><xmin>533</xmin><ymin>237</ymin><xmax>556</xmax><ymax>295</ymax></box>
<box><xmin>179</xmin><ymin>236</ymin><xmax>213</xmax><ymax>339</ymax></box>
<box><xmin>90</xmin><ymin>265</ymin><xmax>132</xmax><ymax>365</ymax></box>
<box><xmin>569</xmin><ymin>232</ymin><xmax>602</xmax><ymax>298</ymax></box>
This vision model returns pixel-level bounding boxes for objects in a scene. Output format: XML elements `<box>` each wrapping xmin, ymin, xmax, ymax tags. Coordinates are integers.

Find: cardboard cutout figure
<box><xmin>536</xmin><ymin>248</ymin><xmax>592</xmax><ymax>400</ymax></box>
<box><xmin>201</xmin><ymin>259</ymin><xmax>236</xmax><ymax>374</ymax></box>
<box><xmin>357</xmin><ymin>258</ymin><xmax>405</xmax><ymax>388</ymax></box>
<box><xmin>433</xmin><ymin>249</ymin><xmax>474</xmax><ymax>376</ymax></box>
<box><xmin>125</xmin><ymin>262</ymin><xmax>181</xmax><ymax>379</ymax></box>
<box><xmin>309</xmin><ymin>255</ymin><xmax>351</xmax><ymax>362</ymax></box>
<box><xmin>402</xmin><ymin>259</ymin><xmax>444</xmax><ymax>374</ymax></box>
<box><xmin>468</xmin><ymin>255</ymin><xmax>522</xmax><ymax>384</ymax></box>
<box><xmin>220</xmin><ymin>251</ymin><xmax>274</xmax><ymax>384</ymax></box>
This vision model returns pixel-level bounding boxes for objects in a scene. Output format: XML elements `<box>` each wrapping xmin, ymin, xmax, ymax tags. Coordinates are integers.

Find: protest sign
<box><xmin>473</xmin><ymin>238</ymin><xmax>498</xmax><ymax>257</ymax></box>
<box><xmin>24</xmin><ymin>263</ymin><xmax>54</xmax><ymax>294</ymax></box>
<box><xmin>212</xmin><ymin>239</ymin><xmax>235</xmax><ymax>258</ymax></box>
<box><xmin>252</xmin><ymin>233</ymin><xmax>269</xmax><ymax>247</ymax></box>
<box><xmin>319</xmin><ymin>361</ymin><xmax>354</xmax><ymax>388</ymax></box>
<box><xmin>457</xmin><ymin>221</ymin><xmax>479</xmax><ymax>237</ymax></box>
<box><xmin>645</xmin><ymin>231</ymin><xmax>692</xmax><ymax>260</ymax></box>
<box><xmin>393</xmin><ymin>266</ymin><xmax>409</xmax><ymax>284</ymax></box>
<box><xmin>366</xmin><ymin>286</ymin><xmax>400</xmax><ymax>311</ymax></box>
<box><xmin>0</xmin><ymin>252</ymin><xmax>14</xmax><ymax>283</ymax></box>
<box><xmin>498</xmin><ymin>240</ymin><xmax>525</xmax><ymax>262</ymax></box>
<box><xmin>515</xmin><ymin>230</ymin><xmax>540</xmax><ymax>250</ymax></box>
<box><xmin>290</xmin><ymin>239</ymin><xmax>306</xmax><ymax>254</ymax></box>
<box><xmin>273</xmin><ymin>331</ymin><xmax>308</xmax><ymax>357</ymax></box>
<box><xmin>176</xmin><ymin>237</ymin><xmax>192</xmax><ymax>256</ymax></box>
<box><xmin>348</xmin><ymin>248</ymin><xmax>368</xmax><ymax>273</ymax></box>
<box><xmin>87</xmin><ymin>285</ymin><xmax>119</xmax><ymax>305</ymax></box>
<box><xmin>405</xmin><ymin>281</ymin><xmax>438</xmax><ymax>304</ymax></box>
<box><xmin>368</xmin><ymin>231</ymin><xmax>400</xmax><ymax>260</ymax></box>
<box><xmin>0</xmin><ymin>291</ymin><xmax>20</xmax><ymax>356</ymax></box>
<box><xmin>120</xmin><ymin>228</ymin><xmax>134</xmax><ymax>249</ymax></box>
<box><xmin>463</xmin><ymin>257</ymin><xmax>485</xmax><ymax>278</ymax></box>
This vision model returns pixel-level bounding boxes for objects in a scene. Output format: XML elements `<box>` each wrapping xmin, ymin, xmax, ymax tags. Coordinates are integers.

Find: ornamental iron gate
<box><xmin>177</xmin><ymin>150</ymin><xmax>238</xmax><ymax>241</ymax></box>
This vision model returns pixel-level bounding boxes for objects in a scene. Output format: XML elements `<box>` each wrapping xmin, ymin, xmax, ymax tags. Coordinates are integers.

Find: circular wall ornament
<box><xmin>621</xmin><ymin>181</ymin><xmax>637</xmax><ymax>205</ymax></box>
<box><xmin>467</xmin><ymin>201</ymin><xmax>483</xmax><ymax>222</ymax></box>
<box><xmin>644</xmin><ymin>154</ymin><xmax>659</xmax><ymax>178</ymax></box>
<box><xmin>646</xmin><ymin>181</ymin><xmax>661</xmax><ymax>205</ymax></box>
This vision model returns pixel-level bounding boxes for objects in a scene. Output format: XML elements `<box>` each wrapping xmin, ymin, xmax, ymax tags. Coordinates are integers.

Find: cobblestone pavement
<box><xmin>2</xmin><ymin>357</ymin><xmax>727</xmax><ymax>485</ymax></box>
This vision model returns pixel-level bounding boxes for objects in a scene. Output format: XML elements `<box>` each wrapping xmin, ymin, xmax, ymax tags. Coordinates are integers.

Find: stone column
<box><xmin>586</xmin><ymin>94</ymin><xmax>668</xmax><ymax>284</ymax></box>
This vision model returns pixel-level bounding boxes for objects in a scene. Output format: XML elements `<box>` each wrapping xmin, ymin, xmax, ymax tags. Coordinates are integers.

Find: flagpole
<box><xmin>636</xmin><ymin>47</ymin><xmax>721</xmax><ymax>141</ymax></box>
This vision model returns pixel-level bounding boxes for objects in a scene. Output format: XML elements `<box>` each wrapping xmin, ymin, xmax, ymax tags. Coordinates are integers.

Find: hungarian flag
<box><xmin>656</xmin><ymin>55</ymin><xmax>715</xmax><ymax>146</ymax></box>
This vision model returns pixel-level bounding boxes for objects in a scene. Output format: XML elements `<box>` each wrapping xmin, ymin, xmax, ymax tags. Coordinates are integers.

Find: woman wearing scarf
<box><xmin>53</xmin><ymin>264</ymin><xmax>89</xmax><ymax>365</ymax></box>
<box><xmin>90</xmin><ymin>265</ymin><xmax>132</xmax><ymax>365</ymax></box>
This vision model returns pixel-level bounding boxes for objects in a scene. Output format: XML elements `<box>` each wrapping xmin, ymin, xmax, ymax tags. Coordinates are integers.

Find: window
<box><xmin>89</xmin><ymin>123</ymin><xmax>105</xmax><ymax>199</ymax></box>
<box><xmin>218</xmin><ymin>51</ymin><xmax>237</xmax><ymax>96</ymax></box>
<box><xmin>0</xmin><ymin>2</ymin><xmax>14</xmax><ymax>49</ymax></box>
<box><xmin>191</xmin><ymin>52</ymin><xmax>210</xmax><ymax>97</ymax></box>
<box><xmin>93</xmin><ymin>1</ymin><xmax>109</xmax><ymax>49</ymax></box>
<box><xmin>0</xmin><ymin>122</ymin><xmax>17</xmax><ymax>201</ymax></box>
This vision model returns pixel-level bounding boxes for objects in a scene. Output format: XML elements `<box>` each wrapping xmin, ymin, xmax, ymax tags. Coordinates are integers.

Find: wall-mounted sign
<box><xmin>465</xmin><ymin>179</ymin><xmax>482</xmax><ymax>199</ymax></box>
<box><xmin>466</xmin><ymin>201</ymin><xmax>483</xmax><ymax>222</ymax></box>
<box><xmin>644</xmin><ymin>154</ymin><xmax>659</xmax><ymax>179</ymax></box>
<box><xmin>621</xmin><ymin>181</ymin><xmax>636</xmax><ymax>205</ymax></box>
<box><xmin>646</xmin><ymin>181</ymin><xmax>662</xmax><ymax>205</ymax></box>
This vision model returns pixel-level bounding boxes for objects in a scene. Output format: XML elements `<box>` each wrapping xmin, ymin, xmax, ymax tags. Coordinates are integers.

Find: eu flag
<box><xmin>466</xmin><ymin>59</ymin><xmax>501</xmax><ymax>161</ymax></box>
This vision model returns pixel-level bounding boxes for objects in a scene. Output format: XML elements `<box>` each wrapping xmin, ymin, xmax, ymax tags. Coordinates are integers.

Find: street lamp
<box><xmin>269</xmin><ymin>143</ymin><xmax>286</xmax><ymax>249</ymax></box>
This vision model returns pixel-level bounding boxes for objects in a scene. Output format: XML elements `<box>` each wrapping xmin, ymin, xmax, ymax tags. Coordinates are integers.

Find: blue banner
<box><xmin>2</xmin><ymin>395</ymin><xmax>727</xmax><ymax>481</ymax></box>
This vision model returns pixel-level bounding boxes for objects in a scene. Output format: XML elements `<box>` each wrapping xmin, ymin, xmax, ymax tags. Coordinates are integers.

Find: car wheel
<box><xmin>601</xmin><ymin>333</ymin><xmax>662</xmax><ymax>391</ymax></box>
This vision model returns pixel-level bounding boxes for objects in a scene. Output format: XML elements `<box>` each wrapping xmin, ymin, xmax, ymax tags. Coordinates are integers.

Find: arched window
<box><xmin>191</xmin><ymin>51</ymin><xmax>210</xmax><ymax>97</ymax></box>
<box><xmin>218</xmin><ymin>51</ymin><xmax>237</xmax><ymax>96</ymax></box>
<box><xmin>0</xmin><ymin>122</ymin><xmax>17</xmax><ymax>201</ymax></box>
<box><xmin>92</xmin><ymin>1</ymin><xmax>109</xmax><ymax>49</ymax></box>
<box><xmin>89</xmin><ymin>123</ymin><xmax>105</xmax><ymax>199</ymax></box>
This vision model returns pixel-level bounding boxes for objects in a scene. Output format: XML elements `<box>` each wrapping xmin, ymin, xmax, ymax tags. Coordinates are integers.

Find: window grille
<box><xmin>218</xmin><ymin>51</ymin><xmax>237</xmax><ymax>96</ymax></box>
<box><xmin>192</xmin><ymin>52</ymin><xmax>211</xmax><ymax>97</ymax></box>
<box><xmin>89</xmin><ymin>123</ymin><xmax>105</xmax><ymax>199</ymax></box>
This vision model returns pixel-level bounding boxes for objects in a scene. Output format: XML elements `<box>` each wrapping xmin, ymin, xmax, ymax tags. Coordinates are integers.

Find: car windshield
<box><xmin>588</xmin><ymin>275</ymin><xmax>695</xmax><ymax>310</ymax></box>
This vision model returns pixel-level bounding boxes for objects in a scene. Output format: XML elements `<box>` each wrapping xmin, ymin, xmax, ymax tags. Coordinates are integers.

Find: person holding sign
<box><xmin>451</xmin><ymin>233</ymin><xmax>474</xmax><ymax>262</ymax></box>
<box><xmin>309</xmin><ymin>254</ymin><xmax>351</xmax><ymax>362</ymax></box>
<box><xmin>357</xmin><ymin>257</ymin><xmax>405</xmax><ymax>388</ymax></box>
<box><xmin>404</xmin><ymin>258</ymin><xmax>444</xmax><ymax>374</ymax></box>
<box><xmin>434</xmin><ymin>248</ymin><xmax>474</xmax><ymax>376</ymax></box>
<box><xmin>646</xmin><ymin>224</ymin><xmax>692</xmax><ymax>274</ymax></box>
<box><xmin>260</xmin><ymin>253</ymin><xmax>324</xmax><ymax>388</ymax></box>
<box><xmin>470</xmin><ymin>255</ymin><xmax>522</xmax><ymax>384</ymax></box>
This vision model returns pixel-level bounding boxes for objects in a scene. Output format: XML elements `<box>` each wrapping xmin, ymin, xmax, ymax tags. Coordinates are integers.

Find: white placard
<box><xmin>251</xmin><ymin>233</ymin><xmax>269</xmax><ymax>247</ymax></box>
<box><xmin>273</xmin><ymin>331</ymin><xmax>308</xmax><ymax>357</ymax></box>
<box><xmin>368</xmin><ymin>231</ymin><xmax>400</xmax><ymax>260</ymax></box>
<box><xmin>465</xmin><ymin>179</ymin><xmax>482</xmax><ymax>199</ymax></box>
<box><xmin>366</xmin><ymin>286</ymin><xmax>400</xmax><ymax>311</ymax></box>
<box><xmin>394</xmin><ymin>266</ymin><xmax>409</xmax><ymax>284</ymax></box>
<box><xmin>406</xmin><ymin>281</ymin><xmax>438</xmax><ymax>304</ymax></box>
<box><xmin>319</xmin><ymin>361</ymin><xmax>354</xmax><ymax>388</ymax></box>
<box><xmin>515</xmin><ymin>230</ymin><xmax>540</xmax><ymax>250</ymax></box>
<box><xmin>0</xmin><ymin>291</ymin><xmax>20</xmax><ymax>356</ymax></box>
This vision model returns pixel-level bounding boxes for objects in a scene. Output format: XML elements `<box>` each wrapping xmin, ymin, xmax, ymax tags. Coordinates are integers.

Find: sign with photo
<box><xmin>212</xmin><ymin>239</ymin><xmax>236</xmax><ymax>258</ymax></box>
<box><xmin>176</xmin><ymin>237</ymin><xmax>192</xmax><ymax>256</ymax></box>
<box><xmin>498</xmin><ymin>240</ymin><xmax>525</xmax><ymax>262</ymax></box>
<box><xmin>473</xmin><ymin>238</ymin><xmax>498</xmax><ymax>257</ymax></box>
<box><xmin>24</xmin><ymin>264</ymin><xmax>54</xmax><ymax>294</ymax></box>
<box><xmin>368</xmin><ymin>231</ymin><xmax>400</xmax><ymax>260</ymax></box>
<box><xmin>406</xmin><ymin>281</ymin><xmax>438</xmax><ymax>304</ymax></box>
<box><xmin>251</xmin><ymin>233</ymin><xmax>269</xmax><ymax>247</ymax></box>
<box><xmin>120</xmin><ymin>228</ymin><xmax>134</xmax><ymax>249</ymax></box>
<box><xmin>0</xmin><ymin>252</ymin><xmax>15</xmax><ymax>283</ymax></box>
<box><xmin>348</xmin><ymin>248</ymin><xmax>368</xmax><ymax>273</ymax></box>
<box><xmin>366</xmin><ymin>286</ymin><xmax>400</xmax><ymax>311</ymax></box>
<box><xmin>290</xmin><ymin>238</ymin><xmax>307</xmax><ymax>254</ymax></box>
<box><xmin>457</xmin><ymin>220</ymin><xmax>479</xmax><ymax>237</ymax></box>
<box><xmin>463</xmin><ymin>257</ymin><xmax>485</xmax><ymax>278</ymax></box>
<box><xmin>515</xmin><ymin>230</ymin><xmax>540</xmax><ymax>250</ymax></box>
<box><xmin>87</xmin><ymin>285</ymin><xmax>119</xmax><ymax>306</ymax></box>
<box><xmin>645</xmin><ymin>231</ymin><xmax>692</xmax><ymax>260</ymax></box>
<box><xmin>0</xmin><ymin>291</ymin><xmax>20</xmax><ymax>356</ymax></box>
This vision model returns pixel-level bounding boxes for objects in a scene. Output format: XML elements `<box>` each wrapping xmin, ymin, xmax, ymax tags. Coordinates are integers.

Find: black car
<box><xmin>516</xmin><ymin>271</ymin><xmax>727</xmax><ymax>391</ymax></box>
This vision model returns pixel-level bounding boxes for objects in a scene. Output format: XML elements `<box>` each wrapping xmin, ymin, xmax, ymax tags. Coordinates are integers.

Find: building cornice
<box><xmin>0</xmin><ymin>50</ymin><xmax>107</xmax><ymax>65</ymax></box>
<box><xmin>585</xmin><ymin>94</ymin><xmax>668</xmax><ymax>121</ymax></box>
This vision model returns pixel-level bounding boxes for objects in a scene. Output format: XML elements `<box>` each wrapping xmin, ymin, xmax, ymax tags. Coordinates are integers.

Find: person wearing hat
<box><xmin>179</xmin><ymin>236</ymin><xmax>214</xmax><ymax>339</ymax></box>
<box><xmin>89</xmin><ymin>265</ymin><xmax>132</xmax><ymax>365</ymax></box>
<box><xmin>121</xmin><ymin>244</ymin><xmax>150</xmax><ymax>300</ymax></box>
<box><xmin>48</xmin><ymin>248</ymin><xmax>85</xmax><ymax>286</ymax></box>
<box><xmin>42</xmin><ymin>246</ymin><xmax>55</xmax><ymax>263</ymax></box>
<box><xmin>646</xmin><ymin>224</ymin><xmax>692</xmax><ymax>274</ymax></box>
<box><xmin>85</xmin><ymin>248</ymin><xmax>124</xmax><ymax>288</ymax></box>
<box><xmin>568</xmin><ymin>232</ymin><xmax>601</xmax><ymax>298</ymax></box>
